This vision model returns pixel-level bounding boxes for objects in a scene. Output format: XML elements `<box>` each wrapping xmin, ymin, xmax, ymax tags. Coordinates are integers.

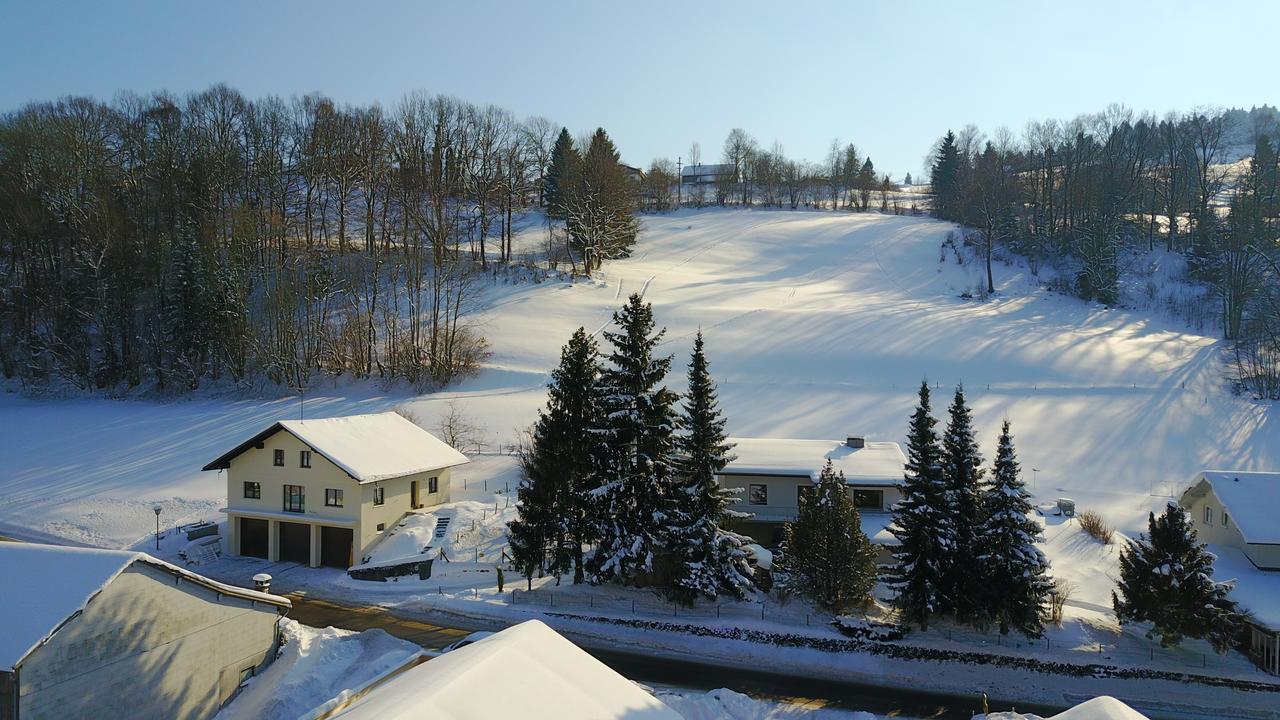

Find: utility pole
<box><xmin>676</xmin><ymin>156</ymin><xmax>683</xmax><ymax>209</ymax></box>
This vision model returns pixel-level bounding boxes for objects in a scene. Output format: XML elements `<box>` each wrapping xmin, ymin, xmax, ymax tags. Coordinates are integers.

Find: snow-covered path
<box><xmin>2</xmin><ymin>208</ymin><xmax>1278</xmax><ymax>554</ymax></box>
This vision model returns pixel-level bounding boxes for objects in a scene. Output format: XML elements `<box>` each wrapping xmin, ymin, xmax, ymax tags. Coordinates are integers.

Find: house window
<box><xmin>373</xmin><ymin>486</ymin><xmax>385</xmax><ymax>506</ymax></box>
<box><xmin>428</xmin><ymin>476</ymin><xmax>439</xmax><ymax>494</ymax></box>
<box><xmin>238</xmin><ymin>666</ymin><xmax>254</xmax><ymax>687</ymax></box>
<box><xmin>299</xmin><ymin>450</ymin><xmax>312</xmax><ymax>469</ymax></box>
<box><xmin>1204</xmin><ymin>505</ymin><xmax>1213</xmax><ymax>524</ymax></box>
<box><xmin>283</xmin><ymin>484</ymin><xmax>304</xmax><ymax>513</ymax></box>
<box><xmin>749</xmin><ymin>484</ymin><xmax>768</xmax><ymax>505</ymax></box>
<box><xmin>1223</xmin><ymin>512</ymin><xmax>1229</xmax><ymax>528</ymax></box>
<box><xmin>325</xmin><ymin>489</ymin><xmax>343</xmax><ymax>507</ymax></box>
<box><xmin>243</xmin><ymin>481</ymin><xmax>261</xmax><ymax>499</ymax></box>
<box><xmin>273</xmin><ymin>449</ymin><xmax>284</xmax><ymax>466</ymax></box>
<box><xmin>852</xmin><ymin>489</ymin><xmax>884</xmax><ymax>510</ymax></box>
<box><xmin>797</xmin><ymin>485</ymin><xmax>815</xmax><ymax>508</ymax></box>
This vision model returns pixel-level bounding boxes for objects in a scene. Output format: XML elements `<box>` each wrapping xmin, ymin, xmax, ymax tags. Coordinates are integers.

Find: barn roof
<box><xmin>0</xmin><ymin>542</ymin><xmax>289</xmax><ymax>671</ymax></box>
<box><xmin>203</xmin><ymin>412</ymin><xmax>470</xmax><ymax>483</ymax></box>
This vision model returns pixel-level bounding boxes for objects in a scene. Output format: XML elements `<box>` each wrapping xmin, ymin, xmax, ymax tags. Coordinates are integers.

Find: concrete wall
<box><xmin>17</xmin><ymin>563</ymin><xmax>282</xmax><ymax>720</ymax></box>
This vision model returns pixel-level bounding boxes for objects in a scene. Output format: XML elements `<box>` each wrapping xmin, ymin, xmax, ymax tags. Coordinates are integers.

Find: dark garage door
<box><xmin>239</xmin><ymin>517</ymin><xmax>269</xmax><ymax>559</ymax></box>
<box><xmin>278</xmin><ymin>521</ymin><xmax>311</xmax><ymax>565</ymax></box>
<box><xmin>320</xmin><ymin>526</ymin><xmax>353</xmax><ymax>569</ymax></box>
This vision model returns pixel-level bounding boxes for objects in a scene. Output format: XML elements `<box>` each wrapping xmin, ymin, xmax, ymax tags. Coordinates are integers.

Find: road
<box><xmin>282</xmin><ymin>591</ymin><xmax>1060</xmax><ymax>719</ymax></box>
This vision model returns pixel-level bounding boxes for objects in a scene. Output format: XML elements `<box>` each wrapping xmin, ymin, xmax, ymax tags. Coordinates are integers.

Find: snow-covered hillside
<box><xmin>3</xmin><ymin>207</ymin><xmax>1279</xmax><ymax>553</ymax></box>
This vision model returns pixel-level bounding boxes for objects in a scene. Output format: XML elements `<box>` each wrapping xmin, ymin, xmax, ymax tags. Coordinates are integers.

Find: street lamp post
<box><xmin>1032</xmin><ymin>468</ymin><xmax>1040</xmax><ymax>491</ymax></box>
<box><xmin>152</xmin><ymin>504</ymin><xmax>162</xmax><ymax>551</ymax></box>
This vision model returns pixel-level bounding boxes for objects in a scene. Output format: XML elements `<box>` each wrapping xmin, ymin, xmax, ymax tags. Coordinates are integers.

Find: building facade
<box><xmin>205</xmin><ymin>412</ymin><xmax>469</xmax><ymax>569</ymax></box>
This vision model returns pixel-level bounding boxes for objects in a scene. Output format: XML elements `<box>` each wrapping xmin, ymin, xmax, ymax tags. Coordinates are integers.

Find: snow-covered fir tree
<box><xmin>975</xmin><ymin>420</ymin><xmax>1052</xmax><ymax>636</ymax></box>
<box><xmin>511</xmin><ymin>327</ymin><xmax>601</xmax><ymax>585</ymax></box>
<box><xmin>886</xmin><ymin>380</ymin><xmax>953</xmax><ymax>629</ymax></box>
<box><xmin>669</xmin><ymin>331</ymin><xmax>754</xmax><ymax>601</ymax></box>
<box><xmin>940</xmin><ymin>384</ymin><xmax>985</xmax><ymax>621</ymax></box>
<box><xmin>508</xmin><ymin>462</ymin><xmax>552</xmax><ymax>589</ymax></box>
<box><xmin>782</xmin><ymin>460</ymin><xmax>879</xmax><ymax>612</ymax></box>
<box><xmin>587</xmin><ymin>294</ymin><xmax>680</xmax><ymax>585</ymax></box>
<box><xmin>1113</xmin><ymin>503</ymin><xmax>1246</xmax><ymax>652</ymax></box>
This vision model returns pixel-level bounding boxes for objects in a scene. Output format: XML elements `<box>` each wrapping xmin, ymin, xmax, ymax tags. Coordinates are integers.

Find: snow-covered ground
<box><xmin>216</xmin><ymin>619</ymin><xmax>422</xmax><ymax>720</ymax></box>
<box><xmin>7</xmin><ymin>208</ymin><xmax>1276</xmax><ymax>551</ymax></box>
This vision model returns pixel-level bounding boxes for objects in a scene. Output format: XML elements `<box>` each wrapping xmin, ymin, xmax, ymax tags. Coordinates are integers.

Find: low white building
<box><xmin>716</xmin><ymin>436</ymin><xmax>905</xmax><ymax>557</ymax></box>
<box><xmin>1178</xmin><ymin>470</ymin><xmax>1280</xmax><ymax>675</ymax></box>
<box><xmin>0</xmin><ymin>542</ymin><xmax>290</xmax><ymax>720</ymax></box>
<box><xmin>204</xmin><ymin>412</ymin><xmax>469</xmax><ymax>569</ymax></box>
<box><xmin>329</xmin><ymin>620</ymin><xmax>678</xmax><ymax>719</ymax></box>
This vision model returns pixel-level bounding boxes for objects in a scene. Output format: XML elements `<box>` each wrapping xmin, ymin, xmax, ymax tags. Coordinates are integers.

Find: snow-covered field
<box><xmin>4</xmin><ymin>207</ymin><xmax>1276</xmax><ymax>553</ymax></box>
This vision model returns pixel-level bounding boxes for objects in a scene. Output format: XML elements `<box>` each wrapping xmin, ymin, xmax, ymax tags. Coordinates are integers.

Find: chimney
<box><xmin>846</xmin><ymin>436</ymin><xmax>865</xmax><ymax>449</ymax></box>
<box><xmin>252</xmin><ymin>573</ymin><xmax>273</xmax><ymax>594</ymax></box>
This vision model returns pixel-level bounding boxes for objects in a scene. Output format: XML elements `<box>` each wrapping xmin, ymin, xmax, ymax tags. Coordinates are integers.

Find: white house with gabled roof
<box><xmin>0</xmin><ymin>542</ymin><xmax>290</xmax><ymax>719</ymax></box>
<box><xmin>204</xmin><ymin>412</ymin><xmax>469</xmax><ymax>570</ymax></box>
<box><xmin>715</xmin><ymin>436</ymin><xmax>905</xmax><ymax>555</ymax></box>
<box><xmin>1178</xmin><ymin>470</ymin><xmax>1280</xmax><ymax>675</ymax></box>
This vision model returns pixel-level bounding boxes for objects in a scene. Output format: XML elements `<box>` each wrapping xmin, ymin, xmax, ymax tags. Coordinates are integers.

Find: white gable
<box><xmin>279</xmin><ymin>412</ymin><xmax>469</xmax><ymax>483</ymax></box>
<box><xmin>722</xmin><ymin>438</ymin><xmax>905</xmax><ymax>485</ymax></box>
<box><xmin>332</xmin><ymin>620</ymin><xmax>678</xmax><ymax>719</ymax></box>
<box><xmin>1185</xmin><ymin>471</ymin><xmax>1280</xmax><ymax>544</ymax></box>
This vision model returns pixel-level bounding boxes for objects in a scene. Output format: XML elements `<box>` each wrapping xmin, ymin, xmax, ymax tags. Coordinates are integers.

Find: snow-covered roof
<box><xmin>0</xmin><ymin>542</ymin><xmax>289</xmax><ymax>671</ymax></box>
<box><xmin>1208</xmin><ymin>544</ymin><xmax>1280</xmax><ymax>630</ymax></box>
<box><xmin>1181</xmin><ymin>470</ymin><xmax>1280</xmax><ymax>544</ymax></box>
<box><xmin>721</xmin><ymin>438</ymin><xmax>905</xmax><ymax>484</ymax></box>
<box><xmin>1048</xmin><ymin>695</ymin><xmax>1148</xmax><ymax>720</ymax></box>
<box><xmin>204</xmin><ymin>412</ymin><xmax>470</xmax><ymax>483</ymax></box>
<box><xmin>331</xmin><ymin>619</ymin><xmax>679</xmax><ymax>719</ymax></box>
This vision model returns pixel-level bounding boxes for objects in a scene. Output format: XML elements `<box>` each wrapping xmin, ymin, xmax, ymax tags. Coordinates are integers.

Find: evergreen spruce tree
<box><xmin>940</xmin><ymin>384</ymin><xmax>985</xmax><ymax>622</ymax></box>
<box><xmin>930</xmin><ymin>131</ymin><xmax>963</xmax><ymax>222</ymax></box>
<box><xmin>976</xmin><ymin>420</ymin><xmax>1052</xmax><ymax>636</ymax></box>
<box><xmin>544</xmin><ymin>128</ymin><xmax>579</xmax><ymax>220</ymax></box>
<box><xmin>782</xmin><ymin>460</ymin><xmax>879</xmax><ymax>612</ymax></box>
<box><xmin>1113</xmin><ymin>503</ymin><xmax>1246</xmax><ymax>652</ymax></box>
<box><xmin>886</xmin><ymin>381</ymin><xmax>953</xmax><ymax>629</ymax></box>
<box><xmin>509</xmin><ymin>327</ymin><xmax>601</xmax><ymax>585</ymax></box>
<box><xmin>571</xmin><ymin>128</ymin><xmax>639</xmax><ymax>272</ymax></box>
<box><xmin>588</xmin><ymin>294</ymin><xmax>680</xmax><ymax>585</ymax></box>
<box><xmin>670</xmin><ymin>331</ymin><xmax>754</xmax><ymax>601</ymax></box>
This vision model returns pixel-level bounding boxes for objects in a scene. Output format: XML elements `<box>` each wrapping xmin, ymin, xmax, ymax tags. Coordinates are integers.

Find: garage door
<box><xmin>239</xmin><ymin>518</ymin><xmax>269</xmax><ymax>559</ymax></box>
<box><xmin>278</xmin><ymin>521</ymin><xmax>311</xmax><ymax>565</ymax></box>
<box><xmin>320</xmin><ymin>526</ymin><xmax>353</xmax><ymax>569</ymax></box>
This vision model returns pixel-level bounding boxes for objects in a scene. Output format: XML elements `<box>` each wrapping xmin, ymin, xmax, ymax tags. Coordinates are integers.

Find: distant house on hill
<box><xmin>716</xmin><ymin>436</ymin><xmax>906</xmax><ymax>558</ymax></box>
<box><xmin>204</xmin><ymin>412</ymin><xmax>469</xmax><ymax>570</ymax></box>
<box><xmin>680</xmin><ymin>163</ymin><xmax>735</xmax><ymax>187</ymax></box>
<box><xmin>0</xmin><ymin>542</ymin><xmax>290</xmax><ymax>720</ymax></box>
<box><xmin>1178</xmin><ymin>470</ymin><xmax>1280</xmax><ymax>675</ymax></box>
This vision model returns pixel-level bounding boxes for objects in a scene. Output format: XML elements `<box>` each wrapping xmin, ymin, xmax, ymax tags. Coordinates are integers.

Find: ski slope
<box><xmin>2</xmin><ymin>207</ymin><xmax>1278</xmax><ymax>552</ymax></box>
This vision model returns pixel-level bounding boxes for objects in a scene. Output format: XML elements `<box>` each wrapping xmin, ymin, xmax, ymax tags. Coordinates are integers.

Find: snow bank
<box><xmin>215</xmin><ymin>619</ymin><xmax>421</xmax><ymax>720</ymax></box>
<box><xmin>983</xmin><ymin>695</ymin><xmax>1148</xmax><ymax>720</ymax></box>
<box><xmin>656</xmin><ymin>687</ymin><xmax>876</xmax><ymax>719</ymax></box>
<box><xmin>330</xmin><ymin>619</ymin><xmax>679</xmax><ymax>719</ymax></box>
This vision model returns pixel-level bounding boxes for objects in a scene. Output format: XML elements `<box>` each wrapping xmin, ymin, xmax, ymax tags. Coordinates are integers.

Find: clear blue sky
<box><xmin>2</xmin><ymin>0</ymin><xmax>1277</xmax><ymax>179</ymax></box>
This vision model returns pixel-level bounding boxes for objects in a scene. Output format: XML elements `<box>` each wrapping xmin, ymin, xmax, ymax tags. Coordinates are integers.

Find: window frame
<box><xmin>852</xmin><ymin>488</ymin><xmax>884</xmax><ymax>511</ymax></box>
<box><xmin>325</xmin><ymin>488</ymin><xmax>344</xmax><ymax>508</ymax></box>
<box><xmin>748</xmin><ymin>483</ymin><xmax>768</xmax><ymax>506</ymax></box>
<box><xmin>1223</xmin><ymin>511</ymin><xmax>1229</xmax><ymax>528</ymax></box>
<box><xmin>243</xmin><ymin>481</ymin><xmax>261</xmax><ymax>499</ymax></box>
<box><xmin>1204</xmin><ymin>505</ymin><xmax>1213</xmax><ymax>524</ymax></box>
<box><xmin>373</xmin><ymin>486</ymin><xmax>385</xmax><ymax>506</ymax></box>
<box><xmin>283</xmin><ymin>484</ymin><xmax>305</xmax><ymax>513</ymax></box>
<box><xmin>428</xmin><ymin>476</ymin><xmax>439</xmax><ymax>494</ymax></box>
<box><xmin>272</xmin><ymin>449</ymin><xmax>284</xmax><ymax>467</ymax></box>
<box><xmin>299</xmin><ymin>450</ymin><xmax>312</xmax><ymax>469</ymax></box>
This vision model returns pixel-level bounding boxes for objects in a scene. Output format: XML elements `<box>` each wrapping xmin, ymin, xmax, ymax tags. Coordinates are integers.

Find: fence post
<box><xmin>716</xmin><ymin>605</ymin><xmax>720</xmax><ymax>618</ymax></box>
<box><xmin>550</xmin><ymin>591</ymin><xmax>554</xmax><ymax>607</ymax></box>
<box><xmin>485</xmin><ymin>479</ymin><xmax>488</xmax><ymax>491</ymax></box>
<box><xmin>761</xmin><ymin>602</ymin><xmax>765</xmax><ymax>621</ymax></box>
<box><xmin>631</xmin><ymin>599</ymin><xmax>635</xmax><ymax>614</ymax></box>
<box><xmin>673</xmin><ymin>602</ymin><xmax>677</xmax><ymax>617</ymax></box>
<box><xmin>512</xmin><ymin>591</ymin><xmax>516</xmax><ymax>605</ymax></box>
